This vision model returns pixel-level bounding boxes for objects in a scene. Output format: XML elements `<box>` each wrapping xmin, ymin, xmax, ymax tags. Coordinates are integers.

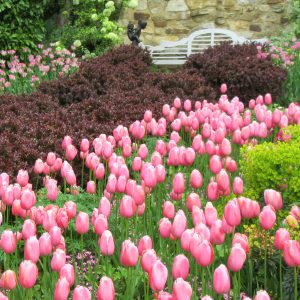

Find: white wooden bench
<box><xmin>142</xmin><ymin>28</ymin><xmax>266</xmax><ymax>65</ymax></box>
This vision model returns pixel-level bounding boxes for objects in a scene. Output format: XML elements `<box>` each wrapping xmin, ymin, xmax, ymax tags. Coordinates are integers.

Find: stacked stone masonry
<box><xmin>119</xmin><ymin>0</ymin><xmax>290</xmax><ymax>45</ymax></box>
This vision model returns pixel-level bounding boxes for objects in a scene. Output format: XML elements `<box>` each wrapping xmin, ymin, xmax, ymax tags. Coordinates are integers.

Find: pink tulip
<box><xmin>149</xmin><ymin>260</ymin><xmax>168</xmax><ymax>292</ymax></box>
<box><xmin>172</xmin><ymin>254</ymin><xmax>189</xmax><ymax>280</ymax></box>
<box><xmin>207</xmin><ymin>180</ymin><xmax>219</xmax><ymax>202</ymax></box>
<box><xmin>210</xmin><ymin>220</ymin><xmax>225</xmax><ymax>245</ymax></box>
<box><xmin>64</xmin><ymin>201</ymin><xmax>76</xmax><ymax>219</ymax></box>
<box><xmin>264</xmin><ymin>93</ymin><xmax>272</xmax><ymax>105</ymax></box>
<box><xmin>173</xmin><ymin>173</ymin><xmax>185</xmax><ymax>195</ymax></box>
<box><xmin>213</xmin><ymin>264</ymin><xmax>230</xmax><ymax>294</ymax></box>
<box><xmin>0</xmin><ymin>270</ymin><xmax>17</xmax><ymax>290</ymax></box>
<box><xmin>97</xmin><ymin>276</ymin><xmax>115</xmax><ymax>300</ymax></box>
<box><xmin>17</xmin><ymin>169</ymin><xmax>29</xmax><ymax>187</ymax></box>
<box><xmin>159</xmin><ymin>218</ymin><xmax>172</xmax><ymax>238</ymax></box>
<box><xmin>141</xmin><ymin>249</ymin><xmax>157</xmax><ymax>273</ymax></box>
<box><xmin>22</xmin><ymin>219</ymin><xmax>36</xmax><ymax>240</ymax></box>
<box><xmin>163</xmin><ymin>201</ymin><xmax>175</xmax><ymax>219</ymax></box>
<box><xmin>80</xmin><ymin>139</ymin><xmax>90</xmax><ymax>152</ymax></box>
<box><xmin>120</xmin><ymin>240</ymin><xmax>138</xmax><ymax>267</ymax></box>
<box><xmin>62</xmin><ymin>136</ymin><xmax>72</xmax><ymax>150</ymax></box>
<box><xmin>220</xmin><ymin>138</ymin><xmax>231</xmax><ymax>156</ymax></box>
<box><xmin>24</xmin><ymin>235</ymin><xmax>40</xmax><ymax>263</ymax></box>
<box><xmin>47</xmin><ymin>152</ymin><xmax>56</xmax><ymax>166</ymax></box>
<box><xmin>197</xmin><ymin>240</ymin><xmax>214</xmax><ymax>267</ymax></box>
<box><xmin>66</xmin><ymin>144</ymin><xmax>77</xmax><ymax>161</ymax></box>
<box><xmin>259</xmin><ymin>205</ymin><xmax>276</xmax><ymax>230</ymax></box>
<box><xmin>51</xmin><ymin>249</ymin><xmax>66</xmax><ymax>272</ymax></box>
<box><xmin>172</xmin><ymin>277</ymin><xmax>192</xmax><ymax>300</ymax></box>
<box><xmin>94</xmin><ymin>214</ymin><xmax>108</xmax><ymax>236</ymax></box>
<box><xmin>181</xmin><ymin>229</ymin><xmax>194</xmax><ymax>252</ymax></box>
<box><xmin>34</xmin><ymin>159</ymin><xmax>44</xmax><ymax>174</ymax></box>
<box><xmin>157</xmin><ymin>291</ymin><xmax>173</xmax><ymax>300</ymax></box>
<box><xmin>20</xmin><ymin>189</ymin><xmax>36</xmax><ymax>210</ymax></box>
<box><xmin>192</xmin><ymin>206</ymin><xmax>206</xmax><ymax>226</ymax></box>
<box><xmin>283</xmin><ymin>240</ymin><xmax>300</xmax><ymax>267</ymax></box>
<box><xmin>209</xmin><ymin>155</ymin><xmax>222</xmax><ymax>174</ymax></box>
<box><xmin>0</xmin><ymin>230</ymin><xmax>16</xmax><ymax>253</ymax></box>
<box><xmin>120</xmin><ymin>195</ymin><xmax>136</xmax><ymax>218</ymax></box>
<box><xmin>233</xmin><ymin>176</ymin><xmax>244</xmax><ymax>195</ymax></box>
<box><xmin>201</xmin><ymin>296</ymin><xmax>213</xmax><ymax>300</ymax></box>
<box><xmin>274</xmin><ymin>228</ymin><xmax>290</xmax><ymax>250</ymax></box>
<box><xmin>228</xmin><ymin>243</ymin><xmax>246</xmax><ymax>272</ymax></box>
<box><xmin>19</xmin><ymin>260</ymin><xmax>38</xmax><ymax>288</ymax></box>
<box><xmin>171</xmin><ymin>210</ymin><xmax>187</xmax><ymax>239</ymax></box>
<box><xmin>99</xmin><ymin>230</ymin><xmax>115</xmax><ymax>256</ymax></box>
<box><xmin>216</xmin><ymin>169</ymin><xmax>230</xmax><ymax>192</ymax></box>
<box><xmin>204</xmin><ymin>202</ymin><xmax>218</xmax><ymax>227</ymax></box>
<box><xmin>60</xmin><ymin>264</ymin><xmax>75</xmax><ymax>286</ymax></box>
<box><xmin>224</xmin><ymin>199</ymin><xmax>241</xmax><ymax>227</ymax></box>
<box><xmin>76</xmin><ymin>212</ymin><xmax>89</xmax><ymax>234</ymax></box>
<box><xmin>254</xmin><ymin>290</ymin><xmax>271</xmax><ymax>300</ymax></box>
<box><xmin>187</xmin><ymin>192</ymin><xmax>201</xmax><ymax>212</ymax></box>
<box><xmin>190</xmin><ymin>169</ymin><xmax>203</xmax><ymax>189</ymax></box>
<box><xmin>264</xmin><ymin>189</ymin><xmax>282</xmax><ymax>210</ymax></box>
<box><xmin>50</xmin><ymin>226</ymin><xmax>62</xmax><ymax>247</ymax></box>
<box><xmin>87</xmin><ymin>181</ymin><xmax>96</xmax><ymax>194</ymax></box>
<box><xmin>220</xmin><ymin>83</ymin><xmax>227</xmax><ymax>94</ymax></box>
<box><xmin>39</xmin><ymin>232</ymin><xmax>53</xmax><ymax>256</ymax></box>
<box><xmin>54</xmin><ymin>277</ymin><xmax>70</xmax><ymax>300</ymax></box>
<box><xmin>290</xmin><ymin>205</ymin><xmax>300</xmax><ymax>220</ymax></box>
<box><xmin>73</xmin><ymin>286</ymin><xmax>91</xmax><ymax>300</ymax></box>
<box><xmin>138</xmin><ymin>235</ymin><xmax>152</xmax><ymax>256</ymax></box>
<box><xmin>232</xmin><ymin>233</ymin><xmax>249</xmax><ymax>254</ymax></box>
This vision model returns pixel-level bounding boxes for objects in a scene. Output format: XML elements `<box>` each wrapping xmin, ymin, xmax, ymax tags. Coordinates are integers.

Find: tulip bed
<box><xmin>0</xmin><ymin>86</ymin><xmax>299</xmax><ymax>300</ymax></box>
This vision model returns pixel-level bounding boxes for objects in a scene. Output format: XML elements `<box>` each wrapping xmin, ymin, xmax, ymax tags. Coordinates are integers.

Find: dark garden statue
<box><xmin>127</xmin><ymin>20</ymin><xmax>147</xmax><ymax>47</ymax></box>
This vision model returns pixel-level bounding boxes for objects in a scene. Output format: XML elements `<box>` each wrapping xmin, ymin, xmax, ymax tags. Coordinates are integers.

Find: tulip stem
<box><xmin>81</xmin><ymin>158</ymin><xmax>85</xmax><ymax>188</ymax></box>
<box><xmin>295</xmin><ymin>267</ymin><xmax>298</xmax><ymax>300</ymax></box>
<box><xmin>81</xmin><ymin>234</ymin><xmax>84</xmax><ymax>271</ymax></box>
<box><xmin>201</xmin><ymin>267</ymin><xmax>205</xmax><ymax>296</ymax></box>
<box><xmin>279</xmin><ymin>254</ymin><xmax>282</xmax><ymax>300</ymax></box>
<box><xmin>264</xmin><ymin>237</ymin><xmax>267</xmax><ymax>290</ymax></box>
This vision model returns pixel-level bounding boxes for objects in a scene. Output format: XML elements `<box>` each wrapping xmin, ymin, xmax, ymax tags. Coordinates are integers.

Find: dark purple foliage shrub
<box><xmin>184</xmin><ymin>42</ymin><xmax>287</xmax><ymax>104</ymax></box>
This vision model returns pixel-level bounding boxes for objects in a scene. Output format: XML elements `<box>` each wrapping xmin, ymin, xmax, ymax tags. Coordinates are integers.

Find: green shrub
<box><xmin>0</xmin><ymin>0</ymin><xmax>45</xmax><ymax>52</ymax></box>
<box><xmin>240</xmin><ymin>125</ymin><xmax>300</xmax><ymax>206</ymax></box>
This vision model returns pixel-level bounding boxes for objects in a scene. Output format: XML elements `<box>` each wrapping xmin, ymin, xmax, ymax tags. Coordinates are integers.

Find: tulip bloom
<box><xmin>138</xmin><ymin>235</ymin><xmax>152</xmax><ymax>256</ymax></box>
<box><xmin>254</xmin><ymin>290</ymin><xmax>271</xmax><ymax>300</ymax></box>
<box><xmin>259</xmin><ymin>205</ymin><xmax>276</xmax><ymax>230</ymax></box>
<box><xmin>172</xmin><ymin>277</ymin><xmax>192</xmax><ymax>300</ymax></box>
<box><xmin>171</xmin><ymin>210</ymin><xmax>187</xmax><ymax>239</ymax></box>
<box><xmin>283</xmin><ymin>240</ymin><xmax>300</xmax><ymax>267</ymax></box>
<box><xmin>0</xmin><ymin>230</ymin><xmax>16</xmax><ymax>254</ymax></box>
<box><xmin>213</xmin><ymin>264</ymin><xmax>230</xmax><ymax>294</ymax></box>
<box><xmin>51</xmin><ymin>249</ymin><xmax>66</xmax><ymax>272</ymax></box>
<box><xmin>73</xmin><ymin>286</ymin><xmax>91</xmax><ymax>300</ymax></box>
<box><xmin>141</xmin><ymin>249</ymin><xmax>157</xmax><ymax>273</ymax></box>
<box><xmin>97</xmin><ymin>276</ymin><xmax>115</xmax><ymax>300</ymax></box>
<box><xmin>224</xmin><ymin>199</ymin><xmax>241</xmax><ymax>227</ymax></box>
<box><xmin>149</xmin><ymin>260</ymin><xmax>168</xmax><ymax>292</ymax></box>
<box><xmin>54</xmin><ymin>277</ymin><xmax>70</xmax><ymax>300</ymax></box>
<box><xmin>228</xmin><ymin>243</ymin><xmax>246</xmax><ymax>272</ymax></box>
<box><xmin>274</xmin><ymin>228</ymin><xmax>290</xmax><ymax>250</ymax></box>
<box><xmin>24</xmin><ymin>235</ymin><xmax>40</xmax><ymax>263</ymax></box>
<box><xmin>172</xmin><ymin>254</ymin><xmax>190</xmax><ymax>280</ymax></box>
<box><xmin>76</xmin><ymin>212</ymin><xmax>89</xmax><ymax>234</ymax></box>
<box><xmin>19</xmin><ymin>260</ymin><xmax>39</xmax><ymax>288</ymax></box>
<box><xmin>264</xmin><ymin>189</ymin><xmax>282</xmax><ymax>211</ymax></box>
<box><xmin>120</xmin><ymin>240</ymin><xmax>138</xmax><ymax>267</ymax></box>
<box><xmin>0</xmin><ymin>270</ymin><xmax>17</xmax><ymax>290</ymax></box>
<box><xmin>99</xmin><ymin>230</ymin><xmax>115</xmax><ymax>256</ymax></box>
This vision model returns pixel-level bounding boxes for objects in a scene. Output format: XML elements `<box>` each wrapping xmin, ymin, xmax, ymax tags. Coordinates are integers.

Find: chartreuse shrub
<box><xmin>240</xmin><ymin>125</ymin><xmax>300</xmax><ymax>206</ymax></box>
<box><xmin>0</xmin><ymin>0</ymin><xmax>45</xmax><ymax>52</ymax></box>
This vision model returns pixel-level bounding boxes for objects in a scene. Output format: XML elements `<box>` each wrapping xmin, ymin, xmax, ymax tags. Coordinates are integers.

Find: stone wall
<box><xmin>119</xmin><ymin>0</ymin><xmax>291</xmax><ymax>45</ymax></box>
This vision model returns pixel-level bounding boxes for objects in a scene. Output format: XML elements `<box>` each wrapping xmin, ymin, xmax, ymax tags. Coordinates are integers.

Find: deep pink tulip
<box><xmin>159</xmin><ymin>218</ymin><xmax>172</xmax><ymax>238</ymax></box>
<box><xmin>39</xmin><ymin>232</ymin><xmax>53</xmax><ymax>256</ymax></box>
<box><xmin>274</xmin><ymin>228</ymin><xmax>290</xmax><ymax>250</ymax></box>
<box><xmin>213</xmin><ymin>264</ymin><xmax>230</xmax><ymax>294</ymax></box>
<box><xmin>172</xmin><ymin>254</ymin><xmax>189</xmax><ymax>280</ymax></box>
<box><xmin>0</xmin><ymin>270</ymin><xmax>17</xmax><ymax>290</ymax></box>
<box><xmin>141</xmin><ymin>249</ymin><xmax>157</xmax><ymax>273</ymax></box>
<box><xmin>228</xmin><ymin>243</ymin><xmax>246</xmax><ymax>272</ymax></box>
<box><xmin>171</xmin><ymin>210</ymin><xmax>187</xmax><ymax>239</ymax></box>
<box><xmin>254</xmin><ymin>290</ymin><xmax>271</xmax><ymax>300</ymax></box>
<box><xmin>60</xmin><ymin>264</ymin><xmax>75</xmax><ymax>286</ymax></box>
<box><xmin>138</xmin><ymin>235</ymin><xmax>152</xmax><ymax>255</ymax></box>
<box><xmin>149</xmin><ymin>260</ymin><xmax>168</xmax><ymax>292</ymax></box>
<box><xmin>76</xmin><ymin>212</ymin><xmax>89</xmax><ymax>234</ymax></box>
<box><xmin>73</xmin><ymin>286</ymin><xmax>91</xmax><ymax>300</ymax></box>
<box><xmin>24</xmin><ymin>235</ymin><xmax>40</xmax><ymax>263</ymax></box>
<box><xmin>264</xmin><ymin>189</ymin><xmax>282</xmax><ymax>211</ymax></box>
<box><xmin>0</xmin><ymin>230</ymin><xmax>16</xmax><ymax>253</ymax></box>
<box><xmin>99</xmin><ymin>230</ymin><xmax>115</xmax><ymax>256</ymax></box>
<box><xmin>283</xmin><ymin>240</ymin><xmax>300</xmax><ymax>267</ymax></box>
<box><xmin>54</xmin><ymin>277</ymin><xmax>70</xmax><ymax>300</ymax></box>
<box><xmin>19</xmin><ymin>260</ymin><xmax>38</xmax><ymax>288</ymax></box>
<box><xmin>224</xmin><ymin>199</ymin><xmax>241</xmax><ymax>227</ymax></box>
<box><xmin>97</xmin><ymin>276</ymin><xmax>115</xmax><ymax>300</ymax></box>
<box><xmin>259</xmin><ymin>205</ymin><xmax>276</xmax><ymax>230</ymax></box>
<box><xmin>197</xmin><ymin>240</ymin><xmax>214</xmax><ymax>267</ymax></box>
<box><xmin>120</xmin><ymin>240</ymin><xmax>138</xmax><ymax>267</ymax></box>
<box><xmin>172</xmin><ymin>277</ymin><xmax>192</xmax><ymax>300</ymax></box>
<box><xmin>51</xmin><ymin>249</ymin><xmax>66</xmax><ymax>272</ymax></box>
<box><xmin>204</xmin><ymin>202</ymin><xmax>218</xmax><ymax>227</ymax></box>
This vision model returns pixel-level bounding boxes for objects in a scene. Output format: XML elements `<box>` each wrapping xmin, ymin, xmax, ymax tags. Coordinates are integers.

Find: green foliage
<box><xmin>0</xmin><ymin>0</ymin><xmax>46</xmax><ymax>52</ymax></box>
<box><xmin>240</xmin><ymin>126</ymin><xmax>300</xmax><ymax>206</ymax></box>
<box><xmin>288</xmin><ymin>0</ymin><xmax>300</xmax><ymax>38</ymax></box>
<box><xmin>283</xmin><ymin>52</ymin><xmax>300</xmax><ymax>103</ymax></box>
<box><xmin>50</xmin><ymin>0</ymin><xmax>130</xmax><ymax>56</ymax></box>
